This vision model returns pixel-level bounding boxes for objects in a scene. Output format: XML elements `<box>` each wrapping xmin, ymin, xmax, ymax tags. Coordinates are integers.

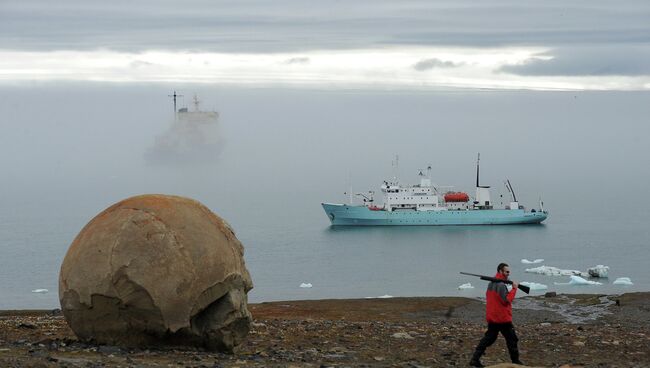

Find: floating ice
<box><xmin>587</xmin><ymin>265</ymin><xmax>609</xmax><ymax>278</ymax></box>
<box><xmin>31</xmin><ymin>289</ymin><xmax>49</xmax><ymax>293</ymax></box>
<box><xmin>554</xmin><ymin>275</ymin><xmax>602</xmax><ymax>286</ymax></box>
<box><xmin>520</xmin><ymin>282</ymin><xmax>548</xmax><ymax>290</ymax></box>
<box><xmin>458</xmin><ymin>283</ymin><xmax>474</xmax><ymax>290</ymax></box>
<box><xmin>525</xmin><ymin>265</ymin><xmax>588</xmax><ymax>277</ymax></box>
<box><xmin>364</xmin><ymin>294</ymin><xmax>394</xmax><ymax>299</ymax></box>
<box><xmin>299</xmin><ymin>283</ymin><xmax>312</xmax><ymax>288</ymax></box>
<box><xmin>521</xmin><ymin>258</ymin><xmax>544</xmax><ymax>264</ymax></box>
<box><xmin>613</xmin><ymin>277</ymin><xmax>633</xmax><ymax>286</ymax></box>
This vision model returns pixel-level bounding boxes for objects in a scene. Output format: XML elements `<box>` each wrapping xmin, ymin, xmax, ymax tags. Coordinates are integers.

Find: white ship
<box><xmin>322</xmin><ymin>155</ymin><xmax>548</xmax><ymax>226</ymax></box>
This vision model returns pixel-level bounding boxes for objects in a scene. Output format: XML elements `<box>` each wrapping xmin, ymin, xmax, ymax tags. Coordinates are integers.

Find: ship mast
<box><xmin>476</xmin><ymin>153</ymin><xmax>480</xmax><ymax>187</ymax></box>
<box><xmin>392</xmin><ymin>154</ymin><xmax>399</xmax><ymax>184</ymax></box>
<box><xmin>168</xmin><ymin>90</ymin><xmax>184</xmax><ymax>120</ymax></box>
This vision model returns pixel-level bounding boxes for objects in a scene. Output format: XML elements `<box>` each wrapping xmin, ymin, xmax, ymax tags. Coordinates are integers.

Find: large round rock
<box><xmin>59</xmin><ymin>194</ymin><xmax>253</xmax><ymax>352</ymax></box>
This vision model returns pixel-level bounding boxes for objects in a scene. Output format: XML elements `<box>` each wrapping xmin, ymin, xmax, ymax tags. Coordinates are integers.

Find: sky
<box><xmin>1</xmin><ymin>0</ymin><xmax>649</xmax><ymax>90</ymax></box>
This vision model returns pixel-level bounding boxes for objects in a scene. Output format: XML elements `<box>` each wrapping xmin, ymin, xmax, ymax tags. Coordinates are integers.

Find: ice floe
<box><xmin>521</xmin><ymin>258</ymin><xmax>544</xmax><ymax>264</ymax></box>
<box><xmin>587</xmin><ymin>265</ymin><xmax>609</xmax><ymax>278</ymax></box>
<box><xmin>525</xmin><ymin>265</ymin><xmax>588</xmax><ymax>277</ymax></box>
<box><xmin>31</xmin><ymin>289</ymin><xmax>49</xmax><ymax>293</ymax></box>
<box><xmin>613</xmin><ymin>277</ymin><xmax>633</xmax><ymax>286</ymax></box>
<box><xmin>364</xmin><ymin>294</ymin><xmax>394</xmax><ymax>299</ymax></box>
<box><xmin>554</xmin><ymin>275</ymin><xmax>602</xmax><ymax>286</ymax></box>
<box><xmin>520</xmin><ymin>282</ymin><xmax>548</xmax><ymax>290</ymax></box>
<box><xmin>299</xmin><ymin>283</ymin><xmax>312</xmax><ymax>288</ymax></box>
<box><xmin>458</xmin><ymin>283</ymin><xmax>474</xmax><ymax>290</ymax></box>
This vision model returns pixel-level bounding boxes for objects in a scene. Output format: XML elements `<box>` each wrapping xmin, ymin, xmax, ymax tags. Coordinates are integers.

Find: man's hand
<box><xmin>511</xmin><ymin>281</ymin><xmax>519</xmax><ymax>290</ymax></box>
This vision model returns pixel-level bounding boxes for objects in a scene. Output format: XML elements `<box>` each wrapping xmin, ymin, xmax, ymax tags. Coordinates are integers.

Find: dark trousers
<box><xmin>471</xmin><ymin>322</ymin><xmax>519</xmax><ymax>363</ymax></box>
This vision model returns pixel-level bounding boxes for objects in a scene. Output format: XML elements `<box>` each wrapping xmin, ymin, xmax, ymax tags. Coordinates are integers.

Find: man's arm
<box><xmin>498</xmin><ymin>283</ymin><xmax>517</xmax><ymax>305</ymax></box>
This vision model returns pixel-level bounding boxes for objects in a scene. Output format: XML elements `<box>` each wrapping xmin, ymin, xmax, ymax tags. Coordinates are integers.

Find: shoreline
<box><xmin>1</xmin><ymin>292</ymin><xmax>649</xmax><ymax>367</ymax></box>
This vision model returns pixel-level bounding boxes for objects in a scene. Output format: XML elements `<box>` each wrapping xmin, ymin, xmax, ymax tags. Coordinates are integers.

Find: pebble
<box><xmin>391</xmin><ymin>332</ymin><xmax>414</xmax><ymax>339</ymax></box>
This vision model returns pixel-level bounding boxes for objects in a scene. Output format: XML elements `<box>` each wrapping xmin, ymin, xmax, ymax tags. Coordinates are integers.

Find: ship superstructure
<box><xmin>322</xmin><ymin>155</ymin><xmax>548</xmax><ymax>226</ymax></box>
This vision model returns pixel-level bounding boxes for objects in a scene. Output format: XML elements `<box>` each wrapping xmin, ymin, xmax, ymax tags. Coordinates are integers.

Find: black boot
<box><xmin>469</xmin><ymin>358</ymin><xmax>484</xmax><ymax>367</ymax></box>
<box><xmin>509</xmin><ymin>349</ymin><xmax>522</xmax><ymax>365</ymax></box>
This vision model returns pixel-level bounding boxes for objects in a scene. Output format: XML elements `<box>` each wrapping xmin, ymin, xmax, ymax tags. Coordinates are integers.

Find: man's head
<box><xmin>497</xmin><ymin>263</ymin><xmax>510</xmax><ymax>278</ymax></box>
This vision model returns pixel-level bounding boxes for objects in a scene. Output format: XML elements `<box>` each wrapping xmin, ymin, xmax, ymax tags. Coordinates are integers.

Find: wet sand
<box><xmin>1</xmin><ymin>292</ymin><xmax>648</xmax><ymax>367</ymax></box>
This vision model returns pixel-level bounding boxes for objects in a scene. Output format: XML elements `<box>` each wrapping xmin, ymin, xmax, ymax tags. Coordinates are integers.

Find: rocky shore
<box><xmin>1</xmin><ymin>293</ymin><xmax>649</xmax><ymax>367</ymax></box>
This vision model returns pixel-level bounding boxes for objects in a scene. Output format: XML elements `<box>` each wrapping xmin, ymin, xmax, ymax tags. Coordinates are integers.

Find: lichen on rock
<box><xmin>59</xmin><ymin>194</ymin><xmax>253</xmax><ymax>352</ymax></box>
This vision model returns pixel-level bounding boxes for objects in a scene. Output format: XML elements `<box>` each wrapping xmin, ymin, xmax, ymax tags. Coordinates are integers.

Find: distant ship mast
<box><xmin>168</xmin><ymin>90</ymin><xmax>184</xmax><ymax>120</ymax></box>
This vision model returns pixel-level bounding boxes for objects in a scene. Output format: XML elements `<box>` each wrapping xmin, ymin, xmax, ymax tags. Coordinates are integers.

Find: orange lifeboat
<box><xmin>444</xmin><ymin>192</ymin><xmax>470</xmax><ymax>202</ymax></box>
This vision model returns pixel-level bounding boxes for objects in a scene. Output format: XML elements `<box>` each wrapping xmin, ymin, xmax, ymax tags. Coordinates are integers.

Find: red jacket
<box><xmin>485</xmin><ymin>272</ymin><xmax>517</xmax><ymax>323</ymax></box>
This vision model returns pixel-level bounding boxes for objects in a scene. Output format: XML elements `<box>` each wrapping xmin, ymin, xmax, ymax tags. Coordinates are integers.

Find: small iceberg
<box><xmin>613</xmin><ymin>277</ymin><xmax>633</xmax><ymax>286</ymax></box>
<box><xmin>526</xmin><ymin>265</ymin><xmax>588</xmax><ymax>277</ymax></box>
<box><xmin>458</xmin><ymin>283</ymin><xmax>474</xmax><ymax>290</ymax></box>
<box><xmin>520</xmin><ymin>282</ymin><xmax>548</xmax><ymax>290</ymax></box>
<box><xmin>587</xmin><ymin>265</ymin><xmax>609</xmax><ymax>278</ymax></box>
<box><xmin>555</xmin><ymin>275</ymin><xmax>602</xmax><ymax>286</ymax></box>
<box><xmin>521</xmin><ymin>258</ymin><xmax>544</xmax><ymax>264</ymax></box>
<box><xmin>364</xmin><ymin>294</ymin><xmax>394</xmax><ymax>299</ymax></box>
<box><xmin>299</xmin><ymin>283</ymin><xmax>312</xmax><ymax>288</ymax></box>
<box><xmin>31</xmin><ymin>289</ymin><xmax>49</xmax><ymax>293</ymax></box>
<box><xmin>377</xmin><ymin>294</ymin><xmax>394</xmax><ymax>299</ymax></box>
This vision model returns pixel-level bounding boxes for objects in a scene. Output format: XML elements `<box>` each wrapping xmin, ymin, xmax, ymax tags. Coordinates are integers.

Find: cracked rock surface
<box><xmin>58</xmin><ymin>194</ymin><xmax>253</xmax><ymax>352</ymax></box>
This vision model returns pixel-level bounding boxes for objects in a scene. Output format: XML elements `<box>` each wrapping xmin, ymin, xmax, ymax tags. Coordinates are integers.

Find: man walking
<box><xmin>469</xmin><ymin>263</ymin><xmax>523</xmax><ymax>367</ymax></box>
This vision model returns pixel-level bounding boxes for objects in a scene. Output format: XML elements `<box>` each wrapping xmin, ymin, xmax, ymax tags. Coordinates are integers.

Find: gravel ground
<box><xmin>1</xmin><ymin>292</ymin><xmax>648</xmax><ymax>367</ymax></box>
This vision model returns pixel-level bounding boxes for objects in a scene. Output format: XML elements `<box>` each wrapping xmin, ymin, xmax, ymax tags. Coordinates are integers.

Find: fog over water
<box><xmin>0</xmin><ymin>84</ymin><xmax>648</xmax><ymax>308</ymax></box>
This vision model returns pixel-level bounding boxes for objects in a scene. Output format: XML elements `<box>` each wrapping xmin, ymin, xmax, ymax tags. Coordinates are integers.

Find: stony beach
<box><xmin>1</xmin><ymin>292</ymin><xmax>649</xmax><ymax>368</ymax></box>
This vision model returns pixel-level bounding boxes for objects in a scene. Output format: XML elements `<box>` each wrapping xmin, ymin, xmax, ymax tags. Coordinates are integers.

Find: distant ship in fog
<box><xmin>145</xmin><ymin>92</ymin><xmax>221</xmax><ymax>165</ymax></box>
<box><xmin>322</xmin><ymin>155</ymin><xmax>548</xmax><ymax>226</ymax></box>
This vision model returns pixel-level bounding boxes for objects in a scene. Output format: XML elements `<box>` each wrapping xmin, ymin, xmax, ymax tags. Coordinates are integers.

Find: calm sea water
<box><xmin>1</xmin><ymin>86</ymin><xmax>649</xmax><ymax>309</ymax></box>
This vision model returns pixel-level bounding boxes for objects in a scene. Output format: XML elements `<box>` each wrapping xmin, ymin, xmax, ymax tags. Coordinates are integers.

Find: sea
<box><xmin>1</xmin><ymin>85</ymin><xmax>649</xmax><ymax>310</ymax></box>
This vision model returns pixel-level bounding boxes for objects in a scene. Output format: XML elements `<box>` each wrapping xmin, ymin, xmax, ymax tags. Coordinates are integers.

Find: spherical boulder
<box><xmin>59</xmin><ymin>194</ymin><xmax>253</xmax><ymax>352</ymax></box>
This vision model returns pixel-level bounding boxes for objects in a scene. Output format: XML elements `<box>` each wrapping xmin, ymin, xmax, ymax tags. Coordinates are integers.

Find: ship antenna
<box><xmin>168</xmin><ymin>90</ymin><xmax>184</xmax><ymax>120</ymax></box>
<box><xmin>395</xmin><ymin>155</ymin><xmax>399</xmax><ymax>183</ymax></box>
<box><xmin>476</xmin><ymin>153</ymin><xmax>480</xmax><ymax>187</ymax></box>
<box><xmin>347</xmin><ymin>171</ymin><xmax>353</xmax><ymax>205</ymax></box>
<box><xmin>393</xmin><ymin>154</ymin><xmax>399</xmax><ymax>184</ymax></box>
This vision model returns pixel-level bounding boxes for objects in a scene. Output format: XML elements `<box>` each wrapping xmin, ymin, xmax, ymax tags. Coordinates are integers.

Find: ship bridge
<box><xmin>380</xmin><ymin>168</ymin><xmax>443</xmax><ymax>212</ymax></box>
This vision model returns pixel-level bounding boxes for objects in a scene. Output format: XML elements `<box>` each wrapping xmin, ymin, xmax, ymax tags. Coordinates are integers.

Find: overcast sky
<box><xmin>1</xmin><ymin>0</ymin><xmax>649</xmax><ymax>90</ymax></box>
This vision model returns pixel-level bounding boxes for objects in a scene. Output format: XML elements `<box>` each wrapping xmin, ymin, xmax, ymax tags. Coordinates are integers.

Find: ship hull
<box><xmin>322</xmin><ymin>203</ymin><xmax>547</xmax><ymax>226</ymax></box>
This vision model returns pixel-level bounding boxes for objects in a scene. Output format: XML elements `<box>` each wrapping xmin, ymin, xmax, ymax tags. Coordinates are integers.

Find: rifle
<box><xmin>460</xmin><ymin>272</ymin><xmax>530</xmax><ymax>294</ymax></box>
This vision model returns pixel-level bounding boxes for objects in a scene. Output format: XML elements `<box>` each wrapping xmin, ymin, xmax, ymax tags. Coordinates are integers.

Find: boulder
<box><xmin>59</xmin><ymin>194</ymin><xmax>253</xmax><ymax>352</ymax></box>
